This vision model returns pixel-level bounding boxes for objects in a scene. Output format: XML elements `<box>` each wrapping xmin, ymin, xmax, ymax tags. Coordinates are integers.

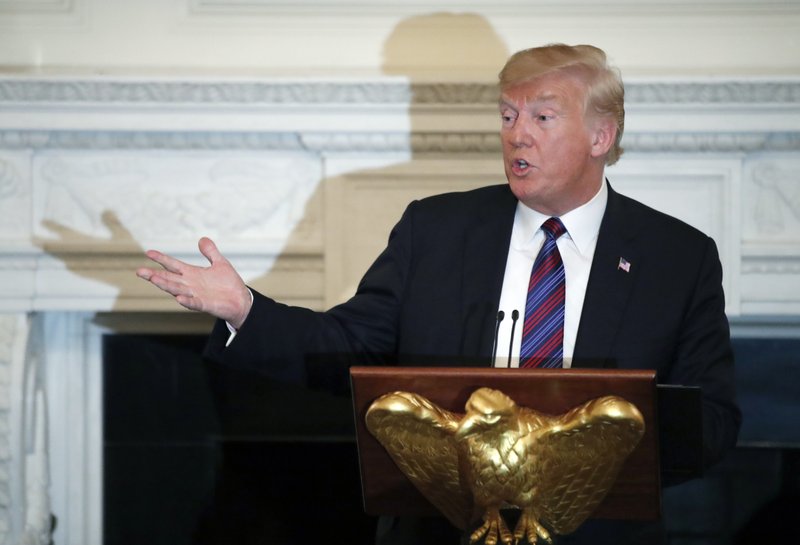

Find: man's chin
<box><xmin>509</xmin><ymin>181</ymin><xmax>563</xmax><ymax>215</ymax></box>
<box><xmin>508</xmin><ymin>178</ymin><xmax>540</xmax><ymax>202</ymax></box>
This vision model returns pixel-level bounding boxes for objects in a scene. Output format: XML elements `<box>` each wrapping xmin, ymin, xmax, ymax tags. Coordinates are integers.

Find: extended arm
<box><xmin>136</xmin><ymin>237</ymin><xmax>253</xmax><ymax>329</ymax></box>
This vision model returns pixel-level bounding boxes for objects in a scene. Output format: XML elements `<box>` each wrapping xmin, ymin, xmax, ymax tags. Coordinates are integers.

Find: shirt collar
<box><xmin>512</xmin><ymin>179</ymin><xmax>608</xmax><ymax>257</ymax></box>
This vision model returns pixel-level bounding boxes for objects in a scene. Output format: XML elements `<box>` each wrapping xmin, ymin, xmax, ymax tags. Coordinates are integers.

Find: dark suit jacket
<box><xmin>205</xmin><ymin>181</ymin><xmax>740</xmax><ymax>543</ymax></box>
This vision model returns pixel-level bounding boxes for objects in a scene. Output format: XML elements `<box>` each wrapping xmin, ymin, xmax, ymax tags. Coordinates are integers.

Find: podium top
<box><xmin>350</xmin><ymin>366</ymin><xmax>661</xmax><ymax>521</ymax></box>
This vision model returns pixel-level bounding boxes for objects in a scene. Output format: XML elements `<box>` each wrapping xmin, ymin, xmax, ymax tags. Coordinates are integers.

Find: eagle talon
<box><xmin>470</xmin><ymin>509</ymin><xmax>514</xmax><ymax>545</ymax></box>
<box><xmin>513</xmin><ymin>510</ymin><xmax>551</xmax><ymax>545</ymax></box>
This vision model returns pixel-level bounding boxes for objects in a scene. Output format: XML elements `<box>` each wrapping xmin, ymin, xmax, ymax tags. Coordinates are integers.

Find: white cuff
<box><xmin>224</xmin><ymin>288</ymin><xmax>254</xmax><ymax>347</ymax></box>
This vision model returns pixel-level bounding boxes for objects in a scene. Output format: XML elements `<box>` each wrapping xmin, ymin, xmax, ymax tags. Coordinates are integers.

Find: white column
<box><xmin>0</xmin><ymin>313</ymin><xmax>52</xmax><ymax>545</ymax></box>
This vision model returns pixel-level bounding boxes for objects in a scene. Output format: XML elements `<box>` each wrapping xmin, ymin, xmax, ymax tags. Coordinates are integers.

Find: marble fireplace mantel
<box><xmin>0</xmin><ymin>75</ymin><xmax>799</xmax><ymax>545</ymax></box>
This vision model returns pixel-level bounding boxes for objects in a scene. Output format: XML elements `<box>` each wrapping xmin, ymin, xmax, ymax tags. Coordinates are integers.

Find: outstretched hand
<box><xmin>136</xmin><ymin>237</ymin><xmax>253</xmax><ymax>329</ymax></box>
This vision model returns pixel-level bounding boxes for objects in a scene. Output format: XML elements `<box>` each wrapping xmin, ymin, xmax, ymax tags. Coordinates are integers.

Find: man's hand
<box><xmin>136</xmin><ymin>237</ymin><xmax>253</xmax><ymax>329</ymax></box>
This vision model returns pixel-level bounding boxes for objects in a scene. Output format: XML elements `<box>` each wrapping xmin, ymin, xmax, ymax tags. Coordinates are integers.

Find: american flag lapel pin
<box><xmin>618</xmin><ymin>257</ymin><xmax>631</xmax><ymax>273</ymax></box>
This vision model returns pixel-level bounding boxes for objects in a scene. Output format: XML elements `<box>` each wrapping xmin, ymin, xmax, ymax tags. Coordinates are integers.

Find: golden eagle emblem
<box><xmin>365</xmin><ymin>388</ymin><xmax>645</xmax><ymax>545</ymax></box>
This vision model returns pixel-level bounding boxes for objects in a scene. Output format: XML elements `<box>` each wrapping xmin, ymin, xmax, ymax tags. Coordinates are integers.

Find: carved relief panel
<box><xmin>29</xmin><ymin>150</ymin><xmax>324</xmax><ymax>309</ymax></box>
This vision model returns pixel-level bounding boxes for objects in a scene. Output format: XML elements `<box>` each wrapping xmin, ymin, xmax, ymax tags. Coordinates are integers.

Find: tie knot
<box><xmin>541</xmin><ymin>217</ymin><xmax>566</xmax><ymax>240</ymax></box>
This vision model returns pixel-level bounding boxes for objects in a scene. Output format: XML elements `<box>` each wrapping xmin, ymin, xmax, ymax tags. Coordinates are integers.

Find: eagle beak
<box><xmin>456</xmin><ymin>413</ymin><xmax>501</xmax><ymax>439</ymax></box>
<box><xmin>455</xmin><ymin>414</ymin><xmax>480</xmax><ymax>439</ymax></box>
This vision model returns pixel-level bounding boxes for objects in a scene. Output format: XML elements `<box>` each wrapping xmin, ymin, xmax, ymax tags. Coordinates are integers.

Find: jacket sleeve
<box><xmin>203</xmin><ymin>199</ymin><xmax>420</xmax><ymax>386</ymax></box>
<box><xmin>666</xmin><ymin>236</ymin><xmax>741</xmax><ymax>469</ymax></box>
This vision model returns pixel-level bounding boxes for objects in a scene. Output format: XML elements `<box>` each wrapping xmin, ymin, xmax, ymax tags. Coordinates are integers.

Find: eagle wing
<box><xmin>530</xmin><ymin>395</ymin><xmax>645</xmax><ymax>535</ymax></box>
<box><xmin>365</xmin><ymin>391</ymin><xmax>474</xmax><ymax>529</ymax></box>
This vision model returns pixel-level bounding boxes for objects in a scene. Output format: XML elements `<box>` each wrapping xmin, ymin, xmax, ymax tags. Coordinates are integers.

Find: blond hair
<box><xmin>499</xmin><ymin>44</ymin><xmax>625</xmax><ymax>165</ymax></box>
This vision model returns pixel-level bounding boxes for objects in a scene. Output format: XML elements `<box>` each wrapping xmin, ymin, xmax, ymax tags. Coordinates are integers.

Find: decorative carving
<box><xmin>0</xmin><ymin>315</ymin><xmax>10</xmax><ymax>544</ymax></box>
<box><xmin>0</xmin><ymin>314</ymin><xmax>52</xmax><ymax>545</ymax></box>
<box><xmin>0</xmin><ymin>80</ymin><xmax>411</xmax><ymax>105</ymax></box>
<box><xmin>2</xmin><ymin>80</ymin><xmax>799</xmax><ymax>106</ymax></box>
<box><xmin>0</xmin><ymin>157</ymin><xmax>29</xmax><ymax>238</ymax></box>
<box><xmin>410</xmin><ymin>83</ymin><xmax>499</xmax><ymax>104</ymax></box>
<box><xmin>35</xmin><ymin>154</ymin><xmax>321</xmax><ymax>242</ymax></box>
<box><xmin>0</xmin><ymin>159</ymin><xmax>22</xmax><ymax>199</ymax></box>
<box><xmin>750</xmin><ymin>161</ymin><xmax>800</xmax><ymax>235</ymax></box>
<box><xmin>4</xmin><ymin>130</ymin><xmax>797</xmax><ymax>154</ymax></box>
<box><xmin>367</xmin><ymin>388</ymin><xmax>644</xmax><ymax>544</ymax></box>
<box><xmin>410</xmin><ymin>133</ymin><xmax>502</xmax><ymax>154</ymax></box>
<box><xmin>0</xmin><ymin>131</ymin><xmax>304</xmax><ymax>150</ymax></box>
<box><xmin>626</xmin><ymin>81</ymin><xmax>800</xmax><ymax>104</ymax></box>
<box><xmin>623</xmin><ymin>133</ymin><xmax>783</xmax><ymax>153</ymax></box>
<box><xmin>2</xmin><ymin>79</ymin><xmax>799</xmax><ymax>156</ymax></box>
<box><xmin>301</xmin><ymin>132</ymin><xmax>502</xmax><ymax>153</ymax></box>
<box><xmin>742</xmin><ymin>258</ymin><xmax>800</xmax><ymax>275</ymax></box>
<box><xmin>301</xmin><ymin>132</ymin><xmax>410</xmax><ymax>152</ymax></box>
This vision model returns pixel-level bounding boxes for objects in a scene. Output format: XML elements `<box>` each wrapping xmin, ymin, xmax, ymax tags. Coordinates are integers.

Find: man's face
<box><xmin>500</xmin><ymin>71</ymin><xmax>607</xmax><ymax>215</ymax></box>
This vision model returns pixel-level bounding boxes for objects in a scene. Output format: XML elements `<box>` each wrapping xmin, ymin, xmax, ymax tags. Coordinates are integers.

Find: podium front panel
<box><xmin>350</xmin><ymin>366</ymin><xmax>660</xmax><ymax>521</ymax></box>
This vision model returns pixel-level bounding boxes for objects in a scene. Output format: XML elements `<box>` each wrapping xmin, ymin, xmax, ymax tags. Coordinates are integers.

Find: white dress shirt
<box><xmin>493</xmin><ymin>181</ymin><xmax>608</xmax><ymax>368</ymax></box>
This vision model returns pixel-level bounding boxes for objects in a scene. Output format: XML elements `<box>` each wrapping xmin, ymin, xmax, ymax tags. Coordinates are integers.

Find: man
<box><xmin>138</xmin><ymin>44</ymin><xmax>740</xmax><ymax>544</ymax></box>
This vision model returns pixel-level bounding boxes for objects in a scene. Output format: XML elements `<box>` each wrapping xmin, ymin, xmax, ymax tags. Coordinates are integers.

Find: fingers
<box><xmin>136</xmin><ymin>239</ymin><xmax>231</xmax><ymax>316</ymax></box>
<box><xmin>175</xmin><ymin>294</ymin><xmax>203</xmax><ymax>312</ymax></box>
<box><xmin>198</xmin><ymin>237</ymin><xmax>223</xmax><ymax>265</ymax></box>
<box><xmin>144</xmin><ymin>249</ymin><xmax>187</xmax><ymax>274</ymax></box>
<box><xmin>135</xmin><ymin>266</ymin><xmax>153</xmax><ymax>280</ymax></box>
<box><xmin>143</xmin><ymin>269</ymin><xmax>192</xmax><ymax>298</ymax></box>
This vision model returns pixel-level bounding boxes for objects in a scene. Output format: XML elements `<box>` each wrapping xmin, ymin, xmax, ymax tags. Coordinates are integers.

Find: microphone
<box><xmin>507</xmin><ymin>309</ymin><xmax>519</xmax><ymax>368</ymax></box>
<box><xmin>490</xmin><ymin>310</ymin><xmax>505</xmax><ymax>366</ymax></box>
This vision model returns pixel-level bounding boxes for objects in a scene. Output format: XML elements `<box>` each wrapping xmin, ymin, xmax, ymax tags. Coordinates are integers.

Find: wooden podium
<box><xmin>350</xmin><ymin>366</ymin><xmax>670</xmax><ymax>522</ymax></box>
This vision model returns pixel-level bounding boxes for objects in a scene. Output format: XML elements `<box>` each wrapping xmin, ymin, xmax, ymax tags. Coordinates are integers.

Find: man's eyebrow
<box><xmin>498</xmin><ymin>97</ymin><xmax>516</xmax><ymax>108</ymax></box>
<box><xmin>498</xmin><ymin>93</ymin><xmax>561</xmax><ymax>108</ymax></box>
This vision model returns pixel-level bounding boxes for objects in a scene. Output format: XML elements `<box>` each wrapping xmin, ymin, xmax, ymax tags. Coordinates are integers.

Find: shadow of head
<box><xmin>382</xmin><ymin>12</ymin><xmax>509</xmax><ymax>81</ymax></box>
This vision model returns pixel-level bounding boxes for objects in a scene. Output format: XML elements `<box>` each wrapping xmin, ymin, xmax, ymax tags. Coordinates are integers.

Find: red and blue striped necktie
<box><xmin>520</xmin><ymin>217</ymin><xmax>567</xmax><ymax>368</ymax></box>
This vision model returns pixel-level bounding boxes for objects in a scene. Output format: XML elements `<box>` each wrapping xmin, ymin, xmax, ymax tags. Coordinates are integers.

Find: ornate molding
<box><xmin>2</xmin><ymin>78</ymin><xmax>799</xmax><ymax>154</ymax></box>
<box><xmin>300</xmin><ymin>133</ymin><xmax>409</xmax><ymax>153</ymax></box>
<box><xmin>622</xmin><ymin>133</ymin><xmax>800</xmax><ymax>153</ymax></box>
<box><xmin>410</xmin><ymin>133</ymin><xmax>502</xmax><ymax>154</ymax></box>
<box><xmin>3</xmin><ymin>130</ymin><xmax>799</xmax><ymax>154</ymax></box>
<box><xmin>625</xmin><ymin>81</ymin><xmax>800</xmax><ymax>104</ymax></box>
<box><xmin>0</xmin><ymin>80</ymin><xmax>412</xmax><ymax>105</ymax></box>
<box><xmin>0</xmin><ymin>130</ymin><xmax>305</xmax><ymax>150</ymax></box>
<box><xmin>2</xmin><ymin>79</ymin><xmax>799</xmax><ymax>106</ymax></box>
<box><xmin>302</xmin><ymin>132</ymin><xmax>503</xmax><ymax>153</ymax></box>
<box><xmin>742</xmin><ymin>258</ymin><xmax>800</xmax><ymax>275</ymax></box>
<box><xmin>409</xmin><ymin>83</ymin><xmax>499</xmax><ymax>105</ymax></box>
<box><xmin>0</xmin><ymin>315</ymin><xmax>11</xmax><ymax>543</ymax></box>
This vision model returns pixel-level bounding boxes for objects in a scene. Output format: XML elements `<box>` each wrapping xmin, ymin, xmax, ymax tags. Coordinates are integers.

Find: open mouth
<box><xmin>511</xmin><ymin>158</ymin><xmax>532</xmax><ymax>174</ymax></box>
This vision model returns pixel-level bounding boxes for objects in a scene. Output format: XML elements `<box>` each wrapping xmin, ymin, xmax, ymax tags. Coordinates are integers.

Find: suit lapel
<box><xmin>459</xmin><ymin>186</ymin><xmax>517</xmax><ymax>364</ymax></box>
<box><xmin>573</xmin><ymin>183</ymin><xmax>640</xmax><ymax>368</ymax></box>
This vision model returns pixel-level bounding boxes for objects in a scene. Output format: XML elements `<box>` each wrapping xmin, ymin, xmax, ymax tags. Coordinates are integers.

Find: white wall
<box><xmin>1</xmin><ymin>1</ymin><xmax>799</xmax><ymax>78</ymax></box>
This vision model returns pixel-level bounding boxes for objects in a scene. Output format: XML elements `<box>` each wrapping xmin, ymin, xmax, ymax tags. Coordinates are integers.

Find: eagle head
<box><xmin>455</xmin><ymin>388</ymin><xmax>518</xmax><ymax>439</ymax></box>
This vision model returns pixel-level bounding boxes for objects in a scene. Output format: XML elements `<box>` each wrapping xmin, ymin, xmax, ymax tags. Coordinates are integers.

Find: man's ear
<box><xmin>590</xmin><ymin>117</ymin><xmax>616</xmax><ymax>159</ymax></box>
